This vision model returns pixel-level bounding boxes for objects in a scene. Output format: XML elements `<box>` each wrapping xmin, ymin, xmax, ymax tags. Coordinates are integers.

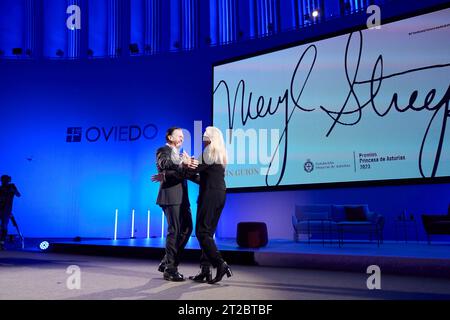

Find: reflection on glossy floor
<box><xmin>1</xmin><ymin>250</ymin><xmax>450</xmax><ymax>300</ymax></box>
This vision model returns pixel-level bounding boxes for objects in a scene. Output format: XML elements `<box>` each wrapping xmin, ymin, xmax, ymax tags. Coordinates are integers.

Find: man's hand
<box><xmin>151</xmin><ymin>172</ymin><xmax>165</xmax><ymax>182</ymax></box>
<box><xmin>181</xmin><ymin>151</ymin><xmax>199</xmax><ymax>170</ymax></box>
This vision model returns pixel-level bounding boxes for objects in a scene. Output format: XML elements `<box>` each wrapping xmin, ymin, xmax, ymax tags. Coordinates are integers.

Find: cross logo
<box><xmin>66</xmin><ymin>127</ymin><xmax>82</xmax><ymax>143</ymax></box>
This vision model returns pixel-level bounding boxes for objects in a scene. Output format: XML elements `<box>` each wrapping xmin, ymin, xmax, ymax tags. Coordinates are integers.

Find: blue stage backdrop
<box><xmin>1</xmin><ymin>0</ymin><xmax>449</xmax><ymax>242</ymax></box>
<box><xmin>0</xmin><ymin>54</ymin><xmax>210</xmax><ymax>238</ymax></box>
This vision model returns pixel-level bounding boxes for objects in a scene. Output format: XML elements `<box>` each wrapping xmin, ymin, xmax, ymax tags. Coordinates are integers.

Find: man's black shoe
<box><xmin>163</xmin><ymin>270</ymin><xmax>185</xmax><ymax>282</ymax></box>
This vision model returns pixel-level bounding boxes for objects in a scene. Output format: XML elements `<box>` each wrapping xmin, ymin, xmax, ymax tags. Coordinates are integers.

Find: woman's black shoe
<box><xmin>189</xmin><ymin>266</ymin><xmax>212</xmax><ymax>283</ymax></box>
<box><xmin>208</xmin><ymin>262</ymin><xmax>232</xmax><ymax>284</ymax></box>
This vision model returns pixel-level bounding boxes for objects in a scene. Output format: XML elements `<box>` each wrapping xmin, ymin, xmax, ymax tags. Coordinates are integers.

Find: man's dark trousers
<box><xmin>161</xmin><ymin>202</ymin><xmax>192</xmax><ymax>271</ymax></box>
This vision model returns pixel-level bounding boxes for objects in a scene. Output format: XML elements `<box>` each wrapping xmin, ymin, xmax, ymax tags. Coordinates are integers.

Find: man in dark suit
<box><xmin>155</xmin><ymin>127</ymin><xmax>198</xmax><ymax>281</ymax></box>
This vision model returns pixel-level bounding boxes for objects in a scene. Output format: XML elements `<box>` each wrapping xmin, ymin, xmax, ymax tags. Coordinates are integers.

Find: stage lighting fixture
<box><xmin>39</xmin><ymin>241</ymin><xmax>50</xmax><ymax>251</ymax></box>
<box><xmin>312</xmin><ymin>10</ymin><xmax>320</xmax><ymax>18</ymax></box>
<box><xmin>129</xmin><ymin>43</ymin><xmax>139</xmax><ymax>54</ymax></box>
<box><xmin>12</xmin><ymin>48</ymin><xmax>23</xmax><ymax>55</ymax></box>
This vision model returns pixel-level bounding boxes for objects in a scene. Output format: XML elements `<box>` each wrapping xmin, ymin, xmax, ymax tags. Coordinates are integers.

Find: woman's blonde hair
<box><xmin>203</xmin><ymin>126</ymin><xmax>227</xmax><ymax>166</ymax></box>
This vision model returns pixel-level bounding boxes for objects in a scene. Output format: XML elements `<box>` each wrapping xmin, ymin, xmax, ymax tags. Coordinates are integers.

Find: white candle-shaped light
<box><xmin>114</xmin><ymin>209</ymin><xmax>118</xmax><ymax>240</ymax></box>
<box><xmin>147</xmin><ymin>209</ymin><xmax>151</xmax><ymax>239</ymax></box>
<box><xmin>131</xmin><ymin>209</ymin><xmax>135</xmax><ymax>238</ymax></box>
<box><xmin>161</xmin><ymin>211</ymin><xmax>165</xmax><ymax>238</ymax></box>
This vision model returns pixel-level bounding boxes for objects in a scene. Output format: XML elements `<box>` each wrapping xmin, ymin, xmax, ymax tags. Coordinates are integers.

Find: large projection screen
<box><xmin>213</xmin><ymin>7</ymin><xmax>450</xmax><ymax>190</ymax></box>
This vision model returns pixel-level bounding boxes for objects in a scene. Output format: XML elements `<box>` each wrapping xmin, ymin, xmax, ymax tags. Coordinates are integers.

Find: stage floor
<box><xmin>14</xmin><ymin>237</ymin><xmax>450</xmax><ymax>278</ymax></box>
<box><xmin>2</xmin><ymin>250</ymin><xmax>450</xmax><ymax>300</ymax></box>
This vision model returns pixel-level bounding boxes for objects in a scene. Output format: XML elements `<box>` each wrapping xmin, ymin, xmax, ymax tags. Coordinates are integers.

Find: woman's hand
<box><xmin>151</xmin><ymin>172</ymin><xmax>165</xmax><ymax>182</ymax></box>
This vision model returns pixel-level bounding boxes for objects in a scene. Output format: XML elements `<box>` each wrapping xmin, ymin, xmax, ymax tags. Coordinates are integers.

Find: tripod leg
<box><xmin>10</xmin><ymin>215</ymin><xmax>24</xmax><ymax>247</ymax></box>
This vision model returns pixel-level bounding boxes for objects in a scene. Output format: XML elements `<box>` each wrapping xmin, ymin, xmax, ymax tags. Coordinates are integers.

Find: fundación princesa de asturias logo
<box><xmin>304</xmin><ymin>159</ymin><xmax>314</xmax><ymax>173</ymax></box>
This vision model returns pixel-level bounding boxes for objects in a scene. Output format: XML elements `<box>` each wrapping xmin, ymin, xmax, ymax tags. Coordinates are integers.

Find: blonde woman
<box><xmin>188</xmin><ymin>126</ymin><xmax>232</xmax><ymax>284</ymax></box>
